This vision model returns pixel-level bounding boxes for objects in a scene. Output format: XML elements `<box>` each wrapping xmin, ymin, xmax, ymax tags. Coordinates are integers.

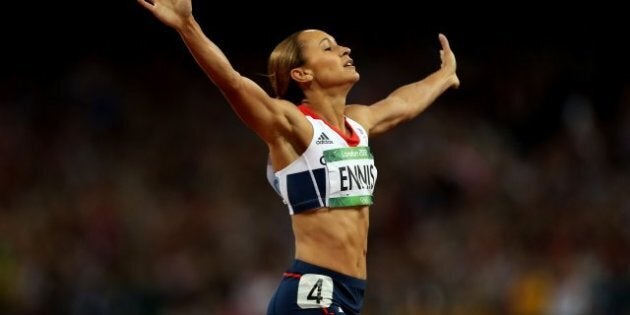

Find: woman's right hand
<box><xmin>136</xmin><ymin>0</ymin><xmax>193</xmax><ymax>30</ymax></box>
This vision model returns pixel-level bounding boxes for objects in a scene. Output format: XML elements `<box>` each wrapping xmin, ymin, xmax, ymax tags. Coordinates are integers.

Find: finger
<box><xmin>137</xmin><ymin>0</ymin><xmax>156</xmax><ymax>10</ymax></box>
<box><xmin>438</xmin><ymin>33</ymin><xmax>451</xmax><ymax>52</ymax></box>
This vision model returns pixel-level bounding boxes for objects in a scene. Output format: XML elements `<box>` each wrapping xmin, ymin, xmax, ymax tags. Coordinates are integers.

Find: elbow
<box><xmin>215</xmin><ymin>70</ymin><xmax>244</xmax><ymax>93</ymax></box>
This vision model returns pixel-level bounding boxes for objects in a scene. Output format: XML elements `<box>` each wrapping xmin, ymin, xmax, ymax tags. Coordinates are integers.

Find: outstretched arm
<box><xmin>346</xmin><ymin>33</ymin><xmax>460</xmax><ymax>137</ymax></box>
<box><xmin>136</xmin><ymin>0</ymin><xmax>302</xmax><ymax>142</ymax></box>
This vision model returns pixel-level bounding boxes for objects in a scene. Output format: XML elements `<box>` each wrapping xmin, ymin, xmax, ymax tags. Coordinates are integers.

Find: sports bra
<box><xmin>266</xmin><ymin>105</ymin><xmax>378</xmax><ymax>215</ymax></box>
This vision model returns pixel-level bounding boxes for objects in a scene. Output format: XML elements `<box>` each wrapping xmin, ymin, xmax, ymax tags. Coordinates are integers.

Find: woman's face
<box><xmin>297</xmin><ymin>30</ymin><xmax>359</xmax><ymax>88</ymax></box>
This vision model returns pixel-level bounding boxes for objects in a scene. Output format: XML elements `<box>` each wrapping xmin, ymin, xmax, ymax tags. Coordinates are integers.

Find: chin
<box><xmin>350</xmin><ymin>71</ymin><xmax>360</xmax><ymax>82</ymax></box>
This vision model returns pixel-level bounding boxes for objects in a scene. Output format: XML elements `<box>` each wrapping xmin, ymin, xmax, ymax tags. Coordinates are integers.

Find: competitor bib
<box><xmin>323</xmin><ymin>146</ymin><xmax>377</xmax><ymax>207</ymax></box>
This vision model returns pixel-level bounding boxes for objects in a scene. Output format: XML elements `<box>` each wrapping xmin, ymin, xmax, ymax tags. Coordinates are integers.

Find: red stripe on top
<box><xmin>298</xmin><ymin>105</ymin><xmax>360</xmax><ymax>147</ymax></box>
<box><xmin>283</xmin><ymin>272</ymin><xmax>302</xmax><ymax>279</ymax></box>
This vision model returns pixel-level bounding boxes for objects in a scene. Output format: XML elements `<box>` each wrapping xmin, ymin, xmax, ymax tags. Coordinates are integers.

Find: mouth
<box><xmin>344</xmin><ymin>59</ymin><xmax>354</xmax><ymax>67</ymax></box>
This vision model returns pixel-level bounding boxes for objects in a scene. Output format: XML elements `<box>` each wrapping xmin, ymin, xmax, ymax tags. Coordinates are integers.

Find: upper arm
<box><xmin>346</xmin><ymin>96</ymin><xmax>414</xmax><ymax>137</ymax></box>
<box><xmin>220</xmin><ymin>74</ymin><xmax>309</xmax><ymax>143</ymax></box>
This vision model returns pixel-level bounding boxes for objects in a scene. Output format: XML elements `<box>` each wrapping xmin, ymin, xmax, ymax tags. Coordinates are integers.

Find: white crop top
<box><xmin>266</xmin><ymin>105</ymin><xmax>378</xmax><ymax>215</ymax></box>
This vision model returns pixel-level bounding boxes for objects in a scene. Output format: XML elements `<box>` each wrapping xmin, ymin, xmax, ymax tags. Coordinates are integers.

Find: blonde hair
<box><xmin>267</xmin><ymin>30</ymin><xmax>306</xmax><ymax>104</ymax></box>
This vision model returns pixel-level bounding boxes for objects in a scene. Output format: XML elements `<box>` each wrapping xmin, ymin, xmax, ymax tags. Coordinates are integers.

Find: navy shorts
<box><xmin>267</xmin><ymin>259</ymin><xmax>366</xmax><ymax>315</ymax></box>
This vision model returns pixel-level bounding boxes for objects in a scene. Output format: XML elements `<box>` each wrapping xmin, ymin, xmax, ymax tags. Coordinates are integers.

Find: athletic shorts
<box><xmin>266</xmin><ymin>259</ymin><xmax>366</xmax><ymax>315</ymax></box>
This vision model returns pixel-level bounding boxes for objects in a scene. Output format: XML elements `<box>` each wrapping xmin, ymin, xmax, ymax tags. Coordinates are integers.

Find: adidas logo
<box><xmin>316</xmin><ymin>132</ymin><xmax>333</xmax><ymax>145</ymax></box>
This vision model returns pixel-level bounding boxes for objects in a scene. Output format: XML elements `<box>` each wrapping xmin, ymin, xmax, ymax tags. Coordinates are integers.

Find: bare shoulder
<box><xmin>344</xmin><ymin>104</ymin><xmax>372</xmax><ymax>130</ymax></box>
<box><xmin>270</xmin><ymin>98</ymin><xmax>313</xmax><ymax>143</ymax></box>
<box><xmin>275</xmin><ymin>98</ymin><xmax>308</xmax><ymax>126</ymax></box>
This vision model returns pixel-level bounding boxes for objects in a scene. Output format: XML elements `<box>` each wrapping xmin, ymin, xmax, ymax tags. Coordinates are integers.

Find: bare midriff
<box><xmin>291</xmin><ymin>206</ymin><xmax>369</xmax><ymax>279</ymax></box>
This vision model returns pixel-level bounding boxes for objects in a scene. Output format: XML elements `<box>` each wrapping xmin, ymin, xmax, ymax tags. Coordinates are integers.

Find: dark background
<box><xmin>1</xmin><ymin>2</ymin><xmax>629</xmax><ymax>315</ymax></box>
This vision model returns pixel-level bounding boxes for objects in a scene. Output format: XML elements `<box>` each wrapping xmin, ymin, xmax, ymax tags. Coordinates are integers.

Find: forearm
<box><xmin>176</xmin><ymin>17</ymin><xmax>240</xmax><ymax>90</ymax></box>
<box><xmin>171</xmin><ymin>16</ymin><xmax>280</xmax><ymax>139</ymax></box>
<box><xmin>352</xmin><ymin>66</ymin><xmax>458</xmax><ymax>137</ymax></box>
<box><xmin>388</xmin><ymin>67</ymin><xmax>457</xmax><ymax>117</ymax></box>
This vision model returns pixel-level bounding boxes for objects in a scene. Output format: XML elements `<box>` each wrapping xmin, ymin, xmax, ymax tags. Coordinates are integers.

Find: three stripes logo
<box><xmin>316</xmin><ymin>132</ymin><xmax>333</xmax><ymax>145</ymax></box>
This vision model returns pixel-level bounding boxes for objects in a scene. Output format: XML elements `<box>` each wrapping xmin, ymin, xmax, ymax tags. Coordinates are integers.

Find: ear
<box><xmin>290</xmin><ymin>67</ymin><xmax>313</xmax><ymax>83</ymax></box>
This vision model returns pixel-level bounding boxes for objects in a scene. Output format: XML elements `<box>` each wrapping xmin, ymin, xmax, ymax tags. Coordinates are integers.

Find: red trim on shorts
<box><xmin>321</xmin><ymin>308</ymin><xmax>334</xmax><ymax>314</ymax></box>
<box><xmin>283</xmin><ymin>272</ymin><xmax>302</xmax><ymax>279</ymax></box>
<box><xmin>298</xmin><ymin>104</ymin><xmax>360</xmax><ymax>147</ymax></box>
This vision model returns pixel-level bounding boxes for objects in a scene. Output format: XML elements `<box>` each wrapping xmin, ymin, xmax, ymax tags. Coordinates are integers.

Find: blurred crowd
<box><xmin>1</xmin><ymin>35</ymin><xmax>629</xmax><ymax>315</ymax></box>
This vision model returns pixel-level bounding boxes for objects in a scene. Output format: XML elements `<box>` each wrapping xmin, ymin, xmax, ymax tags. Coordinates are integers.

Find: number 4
<box><xmin>297</xmin><ymin>274</ymin><xmax>333</xmax><ymax>309</ymax></box>
<box><xmin>307</xmin><ymin>278</ymin><xmax>323</xmax><ymax>304</ymax></box>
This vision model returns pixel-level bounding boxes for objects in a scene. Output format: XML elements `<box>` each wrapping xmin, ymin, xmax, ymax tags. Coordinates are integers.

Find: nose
<box><xmin>340</xmin><ymin>46</ymin><xmax>351</xmax><ymax>56</ymax></box>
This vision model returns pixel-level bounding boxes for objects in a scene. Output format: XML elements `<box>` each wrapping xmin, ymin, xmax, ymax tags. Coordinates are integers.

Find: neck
<box><xmin>303</xmin><ymin>102</ymin><xmax>346</xmax><ymax>135</ymax></box>
<box><xmin>303</xmin><ymin>91</ymin><xmax>348</xmax><ymax>133</ymax></box>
